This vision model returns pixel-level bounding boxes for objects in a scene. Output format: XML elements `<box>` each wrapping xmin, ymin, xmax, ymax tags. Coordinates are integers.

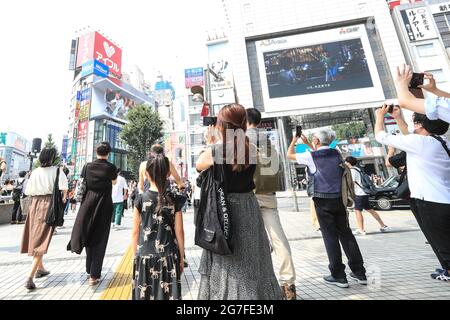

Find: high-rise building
<box><xmin>66</xmin><ymin>31</ymin><xmax>153</xmax><ymax>179</ymax></box>
<box><xmin>391</xmin><ymin>0</ymin><xmax>450</xmax><ymax>92</ymax></box>
<box><xmin>0</xmin><ymin>132</ymin><xmax>30</xmax><ymax>180</ymax></box>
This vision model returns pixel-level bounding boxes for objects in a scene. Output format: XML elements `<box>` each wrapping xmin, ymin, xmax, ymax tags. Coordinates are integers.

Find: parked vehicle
<box><xmin>369</xmin><ymin>175</ymin><xmax>410</xmax><ymax>211</ymax></box>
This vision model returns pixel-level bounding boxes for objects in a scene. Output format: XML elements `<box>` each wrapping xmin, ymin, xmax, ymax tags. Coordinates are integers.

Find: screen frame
<box><xmin>255</xmin><ymin>24</ymin><xmax>385</xmax><ymax>114</ymax></box>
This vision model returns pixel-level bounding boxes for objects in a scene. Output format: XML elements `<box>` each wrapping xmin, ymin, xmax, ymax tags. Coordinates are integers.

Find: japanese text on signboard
<box><xmin>402</xmin><ymin>8</ymin><xmax>438</xmax><ymax>42</ymax></box>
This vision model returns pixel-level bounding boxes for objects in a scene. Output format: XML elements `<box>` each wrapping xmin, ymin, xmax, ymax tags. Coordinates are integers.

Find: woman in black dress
<box><xmin>67</xmin><ymin>142</ymin><xmax>118</xmax><ymax>286</ymax></box>
<box><xmin>196</xmin><ymin>104</ymin><xmax>282</xmax><ymax>300</ymax></box>
<box><xmin>131</xmin><ymin>154</ymin><xmax>186</xmax><ymax>300</ymax></box>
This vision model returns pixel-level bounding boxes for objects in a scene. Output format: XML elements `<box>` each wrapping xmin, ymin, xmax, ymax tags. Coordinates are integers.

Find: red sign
<box><xmin>76</xmin><ymin>32</ymin><xmax>122</xmax><ymax>77</ymax></box>
<box><xmin>78</xmin><ymin>120</ymin><xmax>88</xmax><ymax>139</ymax></box>
<box><xmin>388</xmin><ymin>0</ymin><xmax>422</xmax><ymax>10</ymax></box>
<box><xmin>93</xmin><ymin>32</ymin><xmax>122</xmax><ymax>77</ymax></box>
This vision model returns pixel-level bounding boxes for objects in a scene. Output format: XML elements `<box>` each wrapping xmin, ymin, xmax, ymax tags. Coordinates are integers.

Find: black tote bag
<box><xmin>195</xmin><ymin>163</ymin><xmax>232</xmax><ymax>256</ymax></box>
<box><xmin>395</xmin><ymin>175</ymin><xmax>410</xmax><ymax>199</ymax></box>
<box><xmin>45</xmin><ymin>167</ymin><xmax>65</xmax><ymax>227</ymax></box>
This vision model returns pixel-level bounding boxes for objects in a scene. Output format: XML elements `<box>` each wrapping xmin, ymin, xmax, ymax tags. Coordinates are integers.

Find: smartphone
<box><xmin>387</xmin><ymin>104</ymin><xmax>394</xmax><ymax>114</ymax></box>
<box><xmin>409</xmin><ymin>73</ymin><xmax>424</xmax><ymax>89</ymax></box>
<box><xmin>295</xmin><ymin>126</ymin><xmax>303</xmax><ymax>137</ymax></box>
<box><xmin>203</xmin><ymin>116</ymin><xmax>217</xmax><ymax>126</ymax></box>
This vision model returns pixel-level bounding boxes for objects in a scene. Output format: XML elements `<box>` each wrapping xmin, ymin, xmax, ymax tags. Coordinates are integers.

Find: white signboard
<box><xmin>208</xmin><ymin>41</ymin><xmax>234</xmax><ymax>91</ymax></box>
<box><xmin>401</xmin><ymin>7</ymin><xmax>438</xmax><ymax>42</ymax></box>
<box><xmin>211</xmin><ymin>87</ymin><xmax>235</xmax><ymax>105</ymax></box>
<box><xmin>430</xmin><ymin>2</ymin><xmax>450</xmax><ymax>14</ymax></box>
<box><xmin>255</xmin><ymin>24</ymin><xmax>384</xmax><ymax>114</ymax></box>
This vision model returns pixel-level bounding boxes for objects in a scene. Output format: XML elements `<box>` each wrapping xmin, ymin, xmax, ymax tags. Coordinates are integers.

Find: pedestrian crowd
<box><xmin>5</xmin><ymin>64</ymin><xmax>450</xmax><ymax>299</ymax></box>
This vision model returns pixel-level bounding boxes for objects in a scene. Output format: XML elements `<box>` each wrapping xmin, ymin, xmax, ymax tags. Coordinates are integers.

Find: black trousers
<box><xmin>410</xmin><ymin>198</ymin><xmax>450</xmax><ymax>271</ymax></box>
<box><xmin>86</xmin><ymin>225</ymin><xmax>111</xmax><ymax>279</ymax></box>
<box><xmin>11</xmin><ymin>200</ymin><xmax>22</xmax><ymax>222</ymax></box>
<box><xmin>314</xmin><ymin>197</ymin><xmax>366</xmax><ymax>279</ymax></box>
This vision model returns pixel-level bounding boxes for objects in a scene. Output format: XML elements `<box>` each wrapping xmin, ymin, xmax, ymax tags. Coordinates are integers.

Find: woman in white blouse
<box><xmin>20</xmin><ymin>148</ymin><xmax>68</xmax><ymax>291</ymax></box>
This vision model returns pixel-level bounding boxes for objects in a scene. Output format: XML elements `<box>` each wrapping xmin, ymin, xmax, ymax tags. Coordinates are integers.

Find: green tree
<box><xmin>120</xmin><ymin>105</ymin><xmax>164</xmax><ymax>176</ymax></box>
<box><xmin>34</xmin><ymin>134</ymin><xmax>61</xmax><ymax>168</ymax></box>
<box><xmin>45</xmin><ymin>133</ymin><xmax>57</xmax><ymax>149</ymax></box>
<box><xmin>331</xmin><ymin>122</ymin><xmax>367</xmax><ymax>141</ymax></box>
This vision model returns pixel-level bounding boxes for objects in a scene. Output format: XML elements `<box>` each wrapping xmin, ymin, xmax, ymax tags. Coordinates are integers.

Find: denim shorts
<box><xmin>355</xmin><ymin>195</ymin><xmax>371</xmax><ymax>211</ymax></box>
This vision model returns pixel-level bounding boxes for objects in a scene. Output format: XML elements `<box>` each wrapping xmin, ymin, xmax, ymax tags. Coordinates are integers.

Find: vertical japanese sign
<box><xmin>401</xmin><ymin>7</ymin><xmax>438</xmax><ymax>42</ymax></box>
<box><xmin>61</xmin><ymin>136</ymin><xmax>69</xmax><ymax>162</ymax></box>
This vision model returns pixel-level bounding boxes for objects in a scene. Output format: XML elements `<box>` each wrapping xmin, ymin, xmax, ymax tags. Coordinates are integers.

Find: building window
<box><xmin>189</xmin><ymin>113</ymin><xmax>202</xmax><ymax>126</ymax></box>
<box><xmin>190</xmin><ymin>133</ymin><xmax>204</xmax><ymax>145</ymax></box>
<box><xmin>425</xmin><ymin>69</ymin><xmax>446</xmax><ymax>83</ymax></box>
<box><xmin>191</xmin><ymin>154</ymin><xmax>199</xmax><ymax>168</ymax></box>
<box><xmin>434</xmin><ymin>13</ymin><xmax>450</xmax><ymax>48</ymax></box>
<box><xmin>416</xmin><ymin>43</ymin><xmax>436</xmax><ymax>57</ymax></box>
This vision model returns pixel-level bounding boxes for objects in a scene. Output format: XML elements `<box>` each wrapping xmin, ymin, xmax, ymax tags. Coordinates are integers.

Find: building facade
<box><xmin>220</xmin><ymin>0</ymin><xmax>408</xmax><ymax>182</ymax></box>
<box><xmin>0</xmin><ymin>132</ymin><xmax>30</xmax><ymax>181</ymax></box>
<box><xmin>66</xmin><ymin>31</ymin><xmax>153</xmax><ymax>180</ymax></box>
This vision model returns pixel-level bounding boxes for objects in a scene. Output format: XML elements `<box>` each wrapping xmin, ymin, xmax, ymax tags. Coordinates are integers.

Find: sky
<box><xmin>0</xmin><ymin>0</ymin><xmax>226</xmax><ymax>148</ymax></box>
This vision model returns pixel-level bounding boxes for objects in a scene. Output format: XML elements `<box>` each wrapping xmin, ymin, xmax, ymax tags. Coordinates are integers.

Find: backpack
<box><xmin>12</xmin><ymin>179</ymin><xmax>24</xmax><ymax>202</ymax></box>
<box><xmin>352</xmin><ymin>167</ymin><xmax>377</xmax><ymax>195</ymax></box>
<box><xmin>253</xmin><ymin>136</ymin><xmax>284</xmax><ymax>194</ymax></box>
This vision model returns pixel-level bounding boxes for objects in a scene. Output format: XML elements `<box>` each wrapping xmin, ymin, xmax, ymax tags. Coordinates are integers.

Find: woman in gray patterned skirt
<box><xmin>196</xmin><ymin>104</ymin><xmax>282</xmax><ymax>300</ymax></box>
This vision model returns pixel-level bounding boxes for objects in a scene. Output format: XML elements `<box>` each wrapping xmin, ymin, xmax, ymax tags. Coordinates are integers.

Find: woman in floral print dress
<box><xmin>131</xmin><ymin>154</ymin><xmax>186</xmax><ymax>300</ymax></box>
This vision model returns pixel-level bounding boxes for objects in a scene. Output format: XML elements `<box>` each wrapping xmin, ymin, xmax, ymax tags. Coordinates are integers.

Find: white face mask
<box><xmin>410</xmin><ymin>123</ymin><xmax>422</xmax><ymax>134</ymax></box>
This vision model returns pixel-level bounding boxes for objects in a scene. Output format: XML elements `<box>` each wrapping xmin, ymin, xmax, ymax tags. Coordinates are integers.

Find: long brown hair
<box><xmin>217</xmin><ymin>103</ymin><xmax>251</xmax><ymax>172</ymax></box>
<box><xmin>146</xmin><ymin>154</ymin><xmax>173</xmax><ymax>207</ymax></box>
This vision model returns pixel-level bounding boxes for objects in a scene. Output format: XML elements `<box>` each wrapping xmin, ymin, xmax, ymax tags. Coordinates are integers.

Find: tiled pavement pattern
<box><xmin>0</xmin><ymin>192</ymin><xmax>449</xmax><ymax>300</ymax></box>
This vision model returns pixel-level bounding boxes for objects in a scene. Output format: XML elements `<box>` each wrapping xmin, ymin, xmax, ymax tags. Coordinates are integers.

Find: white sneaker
<box><xmin>115</xmin><ymin>226</ymin><xmax>122</xmax><ymax>231</ymax></box>
<box><xmin>353</xmin><ymin>229</ymin><xmax>366</xmax><ymax>236</ymax></box>
<box><xmin>380</xmin><ymin>226</ymin><xmax>391</xmax><ymax>233</ymax></box>
<box><xmin>111</xmin><ymin>224</ymin><xmax>116</xmax><ymax>229</ymax></box>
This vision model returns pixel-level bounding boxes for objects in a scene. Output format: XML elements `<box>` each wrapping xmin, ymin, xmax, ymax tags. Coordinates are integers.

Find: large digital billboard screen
<box><xmin>91</xmin><ymin>86</ymin><xmax>137</xmax><ymax>122</ymax></box>
<box><xmin>256</xmin><ymin>25</ymin><xmax>385</xmax><ymax>114</ymax></box>
<box><xmin>263</xmin><ymin>38</ymin><xmax>373</xmax><ymax>97</ymax></box>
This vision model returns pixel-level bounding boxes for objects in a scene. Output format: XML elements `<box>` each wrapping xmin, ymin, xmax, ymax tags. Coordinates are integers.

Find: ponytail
<box><xmin>146</xmin><ymin>154</ymin><xmax>172</xmax><ymax>208</ymax></box>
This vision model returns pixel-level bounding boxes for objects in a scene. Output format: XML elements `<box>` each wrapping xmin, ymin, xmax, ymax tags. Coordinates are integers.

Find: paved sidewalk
<box><xmin>0</xmin><ymin>195</ymin><xmax>448</xmax><ymax>300</ymax></box>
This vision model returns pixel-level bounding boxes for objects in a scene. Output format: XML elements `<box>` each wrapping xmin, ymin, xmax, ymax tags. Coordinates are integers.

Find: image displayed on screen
<box><xmin>263</xmin><ymin>38</ymin><xmax>374</xmax><ymax>98</ymax></box>
<box><xmin>104</xmin><ymin>88</ymin><xmax>136</xmax><ymax>120</ymax></box>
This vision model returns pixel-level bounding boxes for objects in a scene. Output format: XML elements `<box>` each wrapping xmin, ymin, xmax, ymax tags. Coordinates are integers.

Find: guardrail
<box><xmin>0</xmin><ymin>195</ymin><xmax>13</xmax><ymax>203</ymax></box>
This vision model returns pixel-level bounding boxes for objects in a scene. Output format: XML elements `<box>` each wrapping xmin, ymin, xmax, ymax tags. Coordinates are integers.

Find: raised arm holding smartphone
<box><xmin>396</xmin><ymin>64</ymin><xmax>450</xmax><ymax>123</ymax></box>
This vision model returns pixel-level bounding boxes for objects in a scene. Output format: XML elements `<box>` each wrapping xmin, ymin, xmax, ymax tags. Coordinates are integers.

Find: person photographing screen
<box><xmin>396</xmin><ymin>64</ymin><xmax>450</xmax><ymax>123</ymax></box>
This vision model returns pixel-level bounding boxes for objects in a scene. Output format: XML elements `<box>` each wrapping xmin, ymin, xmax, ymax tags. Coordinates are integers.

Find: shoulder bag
<box><xmin>76</xmin><ymin>164</ymin><xmax>89</xmax><ymax>203</ymax></box>
<box><xmin>45</xmin><ymin>167</ymin><xmax>65</xmax><ymax>227</ymax></box>
<box><xmin>194</xmin><ymin>146</ymin><xmax>232</xmax><ymax>255</ymax></box>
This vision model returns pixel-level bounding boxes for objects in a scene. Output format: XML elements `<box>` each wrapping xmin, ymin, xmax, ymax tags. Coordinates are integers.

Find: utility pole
<box><xmin>277</xmin><ymin>118</ymin><xmax>299</xmax><ymax>212</ymax></box>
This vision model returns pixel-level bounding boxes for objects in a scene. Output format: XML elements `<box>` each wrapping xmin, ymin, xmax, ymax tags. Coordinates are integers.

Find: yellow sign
<box><xmin>79</xmin><ymin>103</ymin><xmax>91</xmax><ymax>120</ymax></box>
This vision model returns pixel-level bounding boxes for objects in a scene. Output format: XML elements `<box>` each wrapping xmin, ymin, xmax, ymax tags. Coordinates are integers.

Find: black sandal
<box><xmin>25</xmin><ymin>278</ymin><xmax>36</xmax><ymax>291</ymax></box>
<box><xmin>35</xmin><ymin>270</ymin><xmax>50</xmax><ymax>278</ymax></box>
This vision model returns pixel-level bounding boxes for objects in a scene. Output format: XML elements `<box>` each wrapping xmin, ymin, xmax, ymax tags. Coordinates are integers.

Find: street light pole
<box><xmin>28</xmin><ymin>152</ymin><xmax>37</xmax><ymax>172</ymax></box>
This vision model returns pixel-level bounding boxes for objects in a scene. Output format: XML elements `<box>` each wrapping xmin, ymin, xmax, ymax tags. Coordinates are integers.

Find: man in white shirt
<box><xmin>396</xmin><ymin>64</ymin><xmax>450</xmax><ymax>123</ymax></box>
<box><xmin>375</xmin><ymin>105</ymin><xmax>450</xmax><ymax>282</ymax></box>
<box><xmin>345</xmin><ymin>157</ymin><xmax>389</xmax><ymax>236</ymax></box>
<box><xmin>111</xmin><ymin>168</ymin><xmax>127</xmax><ymax>230</ymax></box>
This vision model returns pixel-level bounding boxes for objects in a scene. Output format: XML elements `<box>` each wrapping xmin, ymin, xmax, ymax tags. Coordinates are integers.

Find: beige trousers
<box><xmin>257</xmin><ymin>193</ymin><xmax>296</xmax><ymax>286</ymax></box>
